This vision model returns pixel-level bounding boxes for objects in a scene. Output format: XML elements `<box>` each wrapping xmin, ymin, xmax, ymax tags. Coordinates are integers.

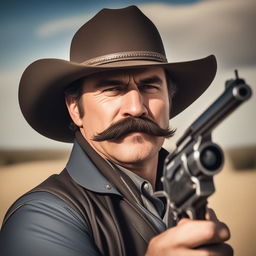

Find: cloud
<box><xmin>1</xmin><ymin>0</ymin><xmax>255</xmax><ymax>149</ymax></box>
<box><xmin>35</xmin><ymin>0</ymin><xmax>256</xmax><ymax>68</ymax></box>
<box><xmin>36</xmin><ymin>14</ymin><xmax>92</xmax><ymax>38</ymax></box>
<box><xmin>138</xmin><ymin>0</ymin><xmax>256</xmax><ymax>149</ymax></box>
<box><xmin>139</xmin><ymin>0</ymin><xmax>256</xmax><ymax>69</ymax></box>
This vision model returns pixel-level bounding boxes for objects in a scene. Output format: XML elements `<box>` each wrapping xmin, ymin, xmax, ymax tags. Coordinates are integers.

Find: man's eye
<box><xmin>103</xmin><ymin>87</ymin><xmax>121</xmax><ymax>92</ymax></box>
<box><xmin>141</xmin><ymin>84</ymin><xmax>159</xmax><ymax>91</ymax></box>
<box><xmin>102</xmin><ymin>87</ymin><xmax>123</xmax><ymax>95</ymax></box>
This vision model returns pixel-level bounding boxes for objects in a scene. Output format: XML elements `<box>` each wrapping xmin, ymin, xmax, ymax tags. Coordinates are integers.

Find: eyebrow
<box><xmin>95</xmin><ymin>75</ymin><xmax>163</xmax><ymax>88</ymax></box>
<box><xmin>138</xmin><ymin>76</ymin><xmax>163</xmax><ymax>86</ymax></box>
<box><xmin>95</xmin><ymin>79</ymin><xmax>128</xmax><ymax>88</ymax></box>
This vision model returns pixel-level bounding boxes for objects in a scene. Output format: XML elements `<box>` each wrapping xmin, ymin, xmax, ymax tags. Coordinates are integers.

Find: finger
<box><xmin>177</xmin><ymin>217</ymin><xmax>190</xmax><ymax>225</ymax></box>
<box><xmin>146</xmin><ymin>243</ymin><xmax>233</xmax><ymax>256</ymax></box>
<box><xmin>174</xmin><ymin>219</ymin><xmax>231</xmax><ymax>248</ymax></box>
<box><xmin>197</xmin><ymin>243</ymin><xmax>234</xmax><ymax>256</ymax></box>
<box><xmin>205</xmin><ymin>208</ymin><xmax>231</xmax><ymax>242</ymax></box>
<box><xmin>205</xmin><ymin>208</ymin><xmax>219</xmax><ymax>221</ymax></box>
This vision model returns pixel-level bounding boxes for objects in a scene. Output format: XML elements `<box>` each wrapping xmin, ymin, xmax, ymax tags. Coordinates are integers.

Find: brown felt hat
<box><xmin>19</xmin><ymin>5</ymin><xmax>217</xmax><ymax>143</ymax></box>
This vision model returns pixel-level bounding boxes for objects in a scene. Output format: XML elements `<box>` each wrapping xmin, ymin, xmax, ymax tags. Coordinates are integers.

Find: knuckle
<box><xmin>203</xmin><ymin>221</ymin><xmax>216</xmax><ymax>240</ymax></box>
<box><xmin>148</xmin><ymin>236</ymin><xmax>158</xmax><ymax>249</ymax></box>
<box><xmin>146</xmin><ymin>228</ymin><xmax>178</xmax><ymax>255</ymax></box>
<box><xmin>177</xmin><ymin>217</ymin><xmax>190</xmax><ymax>225</ymax></box>
<box><xmin>147</xmin><ymin>235</ymin><xmax>163</xmax><ymax>252</ymax></box>
<box><xmin>203</xmin><ymin>220</ymin><xmax>231</xmax><ymax>242</ymax></box>
<box><xmin>220</xmin><ymin>222</ymin><xmax>231</xmax><ymax>241</ymax></box>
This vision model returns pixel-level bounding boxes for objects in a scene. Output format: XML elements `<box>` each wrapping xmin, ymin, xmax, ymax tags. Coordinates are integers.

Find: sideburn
<box><xmin>77</xmin><ymin>98</ymin><xmax>85</xmax><ymax>118</ymax></box>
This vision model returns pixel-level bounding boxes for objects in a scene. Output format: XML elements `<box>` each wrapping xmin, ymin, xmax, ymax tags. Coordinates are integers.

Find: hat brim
<box><xmin>19</xmin><ymin>55</ymin><xmax>217</xmax><ymax>143</ymax></box>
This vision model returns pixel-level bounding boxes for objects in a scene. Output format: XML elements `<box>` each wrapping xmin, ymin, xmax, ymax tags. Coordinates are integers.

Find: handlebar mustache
<box><xmin>92</xmin><ymin>116</ymin><xmax>175</xmax><ymax>141</ymax></box>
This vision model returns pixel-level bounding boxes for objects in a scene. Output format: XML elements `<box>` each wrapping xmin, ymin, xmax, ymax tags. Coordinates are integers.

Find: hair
<box><xmin>165</xmin><ymin>70</ymin><xmax>177</xmax><ymax>102</ymax></box>
<box><xmin>65</xmin><ymin>70</ymin><xmax>177</xmax><ymax>119</ymax></box>
<box><xmin>65</xmin><ymin>77</ymin><xmax>86</xmax><ymax>117</ymax></box>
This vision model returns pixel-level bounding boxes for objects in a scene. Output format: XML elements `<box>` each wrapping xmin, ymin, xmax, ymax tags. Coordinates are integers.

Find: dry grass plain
<box><xmin>0</xmin><ymin>148</ymin><xmax>255</xmax><ymax>255</ymax></box>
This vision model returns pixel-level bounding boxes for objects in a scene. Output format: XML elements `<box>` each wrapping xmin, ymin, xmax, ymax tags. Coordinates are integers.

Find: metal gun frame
<box><xmin>159</xmin><ymin>70</ymin><xmax>252</xmax><ymax>223</ymax></box>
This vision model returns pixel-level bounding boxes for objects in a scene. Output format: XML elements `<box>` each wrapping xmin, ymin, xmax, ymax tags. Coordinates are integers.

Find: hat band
<box><xmin>82</xmin><ymin>51</ymin><xmax>167</xmax><ymax>66</ymax></box>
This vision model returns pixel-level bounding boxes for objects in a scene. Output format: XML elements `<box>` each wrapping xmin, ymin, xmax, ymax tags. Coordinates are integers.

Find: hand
<box><xmin>145</xmin><ymin>209</ymin><xmax>233</xmax><ymax>256</ymax></box>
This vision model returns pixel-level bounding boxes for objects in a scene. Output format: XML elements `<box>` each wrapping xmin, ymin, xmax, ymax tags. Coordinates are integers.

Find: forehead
<box><xmin>83</xmin><ymin>66</ymin><xmax>166</xmax><ymax>84</ymax></box>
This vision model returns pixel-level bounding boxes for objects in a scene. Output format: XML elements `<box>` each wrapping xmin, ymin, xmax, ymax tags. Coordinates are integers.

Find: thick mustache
<box><xmin>92</xmin><ymin>116</ymin><xmax>176</xmax><ymax>142</ymax></box>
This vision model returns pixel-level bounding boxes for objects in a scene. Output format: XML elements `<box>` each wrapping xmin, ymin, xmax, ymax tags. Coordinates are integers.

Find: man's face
<box><xmin>67</xmin><ymin>67</ymin><xmax>171</xmax><ymax>166</ymax></box>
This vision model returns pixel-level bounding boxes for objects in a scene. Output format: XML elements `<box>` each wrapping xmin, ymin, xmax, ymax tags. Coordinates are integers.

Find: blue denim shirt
<box><xmin>0</xmin><ymin>141</ymin><xmax>166</xmax><ymax>256</ymax></box>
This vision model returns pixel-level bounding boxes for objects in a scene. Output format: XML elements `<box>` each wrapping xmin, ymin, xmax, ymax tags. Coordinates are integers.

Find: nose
<box><xmin>120</xmin><ymin>87</ymin><xmax>148</xmax><ymax>118</ymax></box>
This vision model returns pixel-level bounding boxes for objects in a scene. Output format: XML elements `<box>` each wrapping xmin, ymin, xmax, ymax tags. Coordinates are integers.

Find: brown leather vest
<box><xmin>4</xmin><ymin>132</ymin><xmax>171</xmax><ymax>255</ymax></box>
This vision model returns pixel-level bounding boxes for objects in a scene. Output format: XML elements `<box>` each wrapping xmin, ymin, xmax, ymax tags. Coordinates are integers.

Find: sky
<box><xmin>0</xmin><ymin>0</ymin><xmax>255</xmax><ymax>150</ymax></box>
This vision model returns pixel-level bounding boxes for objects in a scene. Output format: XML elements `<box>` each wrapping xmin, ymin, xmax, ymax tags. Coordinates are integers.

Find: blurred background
<box><xmin>0</xmin><ymin>0</ymin><xmax>255</xmax><ymax>255</ymax></box>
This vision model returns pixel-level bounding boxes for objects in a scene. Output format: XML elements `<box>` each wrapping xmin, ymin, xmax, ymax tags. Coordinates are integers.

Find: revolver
<box><xmin>160</xmin><ymin>70</ymin><xmax>252</xmax><ymax>223</ymax></box>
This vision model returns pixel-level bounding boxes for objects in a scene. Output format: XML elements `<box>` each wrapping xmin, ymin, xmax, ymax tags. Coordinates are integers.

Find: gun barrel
<box><xmin>187</xmin><ymin>142</ymin><xmax>224</xmax><ymax>176</ymax></box>
<box><xmin>177</xmin><ymin>79</ymin><xmax>252</xmax><ymax>147</ymax></box>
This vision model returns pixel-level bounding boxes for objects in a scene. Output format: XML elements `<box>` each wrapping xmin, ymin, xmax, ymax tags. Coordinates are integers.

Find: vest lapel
<box><xmin>75</xmin><ymin>131</ymin><xmax>163</xmax><ymax>235</ymax></box>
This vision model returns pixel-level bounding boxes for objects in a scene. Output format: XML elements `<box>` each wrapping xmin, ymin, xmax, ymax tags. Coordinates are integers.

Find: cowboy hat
<box><xmin>19</xmin><ymin>5</ymin><xmax>217</xmax><ymax>143</ymax></box>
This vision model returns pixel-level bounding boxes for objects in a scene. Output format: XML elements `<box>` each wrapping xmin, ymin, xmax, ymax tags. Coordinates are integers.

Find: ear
<box><xmin>65</xmin><ymin>95</ymin><xmax>83</xmax><ymax>127</ymax></box>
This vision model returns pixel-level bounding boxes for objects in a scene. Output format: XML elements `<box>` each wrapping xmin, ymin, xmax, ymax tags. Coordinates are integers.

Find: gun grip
<box><xmin>189</xmin><ymin>200</ymin><xmax>207</xmax><ymax>220</ymax></box>
<box><xmin>194</xmin><ymin>205</ymin><xmax>207</xmax><ymax>220</ymax></box>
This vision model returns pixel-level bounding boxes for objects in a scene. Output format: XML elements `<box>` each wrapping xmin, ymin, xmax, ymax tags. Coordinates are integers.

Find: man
<box><xmin>0</xmin><ymin>5</ymin><xmax>232</xmax><ymax>256</ymax></box>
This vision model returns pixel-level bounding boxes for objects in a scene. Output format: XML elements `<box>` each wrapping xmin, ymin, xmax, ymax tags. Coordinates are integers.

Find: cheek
<box><xmin>149</xmin><ymin>97</ymin><xmax>170</xmax><ymax>122</ymax></box>
<box><xmin>80</xmin><ymin>97</ymin><xmax>101</xmax><ymax>135</ymax></box>
<box><xmin>162</xmin><ymin>92</ymin><xmax>171</xmax><ymax>121</ymax></box>
<box><xmin>81</xmin><ymin>95</ymin><xmax>120</xmax><ymax>134</ymax></box>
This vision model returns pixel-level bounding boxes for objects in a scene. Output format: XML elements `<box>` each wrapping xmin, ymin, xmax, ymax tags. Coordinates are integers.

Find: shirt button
<box><xmin>143</xmin><ymin>183</ymin><xmax>150</xmax><ymax>190</ymax></box>
<box><xmin>105</xmin><ymin>184</ymin><xmax>112</xmax><ymax>190</ymax></box>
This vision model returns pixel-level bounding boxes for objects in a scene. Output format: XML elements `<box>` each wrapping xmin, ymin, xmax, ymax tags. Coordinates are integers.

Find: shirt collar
<box><xmin>66</xmin><ymin>140</ymin><xmax>121</xmax><ymax>195</ymax></box>
<box><xmin>114</xmin><ymin>163</ymin><xmax>165</xmax><ymax>218</ymax></box>
<box><xmin>114</xmin><ymin>163</ymin><xmax>151</xmax><ymax>193</ymax></box>
<box><xmin>66</xmin><ymin>139</ymin><xmax>169</xmax><ymax>196</ymax></box>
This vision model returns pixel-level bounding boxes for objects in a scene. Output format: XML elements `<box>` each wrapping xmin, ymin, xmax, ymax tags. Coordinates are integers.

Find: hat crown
<box><xmin>70</xmin><ymin>6</ymin><xmax>166</xmax><ymax>63</ymax></box>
